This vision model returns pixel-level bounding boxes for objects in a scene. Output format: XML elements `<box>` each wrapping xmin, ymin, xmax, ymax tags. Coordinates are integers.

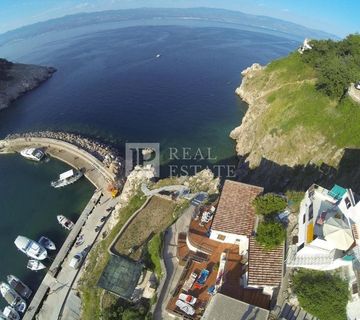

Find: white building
<box><xmin>209</xmin><ymin>180</ymin><xmax>263</xmax><ymax>253</ymax></box>
<box><xmin>287</xmin><ymin>184</ymin><xmax>360</xmax><ymax>270</ymax></box>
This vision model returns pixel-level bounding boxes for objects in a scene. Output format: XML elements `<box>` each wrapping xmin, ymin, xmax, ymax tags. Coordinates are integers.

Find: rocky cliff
<box><xmin>0</xmin><ymin>58</ymin><xmax>56</xmax><ymax>110</ymax></box>
<box><xmin>229</xmin><ymin>57</ymin><xmax>360</xmax><ymax>193</ymax></box>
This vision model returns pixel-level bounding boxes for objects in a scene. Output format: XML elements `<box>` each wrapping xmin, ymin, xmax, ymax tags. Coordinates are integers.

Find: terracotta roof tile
<box><xmin>211</xmin><ymin>180</ymin><xmax>263</xmax><ymax>236</ymax></box>
<box><xmin>248</xmin><ymin>238</ymin><xmax>284</xmax><ymax>287</ymax></box>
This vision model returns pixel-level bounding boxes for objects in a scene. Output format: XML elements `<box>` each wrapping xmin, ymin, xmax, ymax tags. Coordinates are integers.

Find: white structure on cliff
<box><xmin>298</xmin><ymin>38</ymin><xmax>312</xmax><ymax>54</ymax></box>
<box><xmin>287</xmin><ymin>184</ymin><xmax>360</xmax><ymax>270</ymax></box>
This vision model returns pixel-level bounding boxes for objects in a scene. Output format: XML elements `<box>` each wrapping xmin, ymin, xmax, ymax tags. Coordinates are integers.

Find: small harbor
<box><xmin>0</xmin><ymin>132</ymin><xmax>123</xmax><ymax>319</ymax></box>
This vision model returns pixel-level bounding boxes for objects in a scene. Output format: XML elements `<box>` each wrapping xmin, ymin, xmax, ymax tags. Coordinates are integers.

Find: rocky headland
<box><xmin>230</xmin><ymin>41</ymin><xmax>360</xmax><ymax>193</ymax></box>
<box><xmin>0</xmin><ymin>58</ymin><xmax>56</xmax><ymax>110</ymax></box>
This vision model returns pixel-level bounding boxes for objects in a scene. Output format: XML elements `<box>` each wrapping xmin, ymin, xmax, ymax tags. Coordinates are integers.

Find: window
<box><xmin>309</xmin><ymin>204</ymin><xmax>313</xmax><ymax>220</ymax></box>
<box><xmin>217</xmin><ymin>234</ymin><xmax>226</xmax><ymax>241</ymax></box>
<box><xmin>303</xmin><ymin>214</ymin><xmax>306</xmax><ymax>224</ymax></box>
<box><xmin>345</xmin><ymin>197</ymin><xmax>351</xmax><ymax>209</ymax></box>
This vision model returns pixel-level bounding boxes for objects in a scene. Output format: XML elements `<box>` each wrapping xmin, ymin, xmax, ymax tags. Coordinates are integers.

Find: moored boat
<box><xmin>27</xmin><ymin>260</ymin><xmax>46</xmax><ymax>271</ymax></box>
<box><xmin>75</xmin><ymin>234</ymin><xmax>84</xmax><ymax>247</ymax></box>
<box><xmin>6</xmin><ymin>275</ymin><xmax>32</xmax><ymax>299</ymax></box>
<box><xmin>14</xmin><ymin>236</ymin><xmax>47</xmax><ymax>260</ymax></box>
<box><xmin>19</xmin><ymin>148</ymin><xmax>45</xmax><ymax>162</ymax></box>
<box><xmin>2</xmin><ymin>306</ymin><xmax>20</xmax><ymax>320</ymax></box>
<box><xmin>57</xmin><ymin>215</ymin><xmax>74</xmax><ymax>231</ymax></box>
<box><xmin>51</xmin><ymin>169</ymin><xmax>83</xmax><ymax>188</ymax></box>
<box><xmin>0</xmin><ymin>283</ymin><xmax>26</xmax><ymax>313</ymax></box>
<box><xmin>38</xmin><ymin>236</ymin><xmax>56</xmax><ymax>250</ymax></box>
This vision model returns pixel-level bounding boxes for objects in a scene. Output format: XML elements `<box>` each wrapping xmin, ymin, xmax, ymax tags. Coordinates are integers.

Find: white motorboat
<box><xmin>2</xmin><ymin>306</ymin><xmax>20</xmax><ymax>320</ymax></box>
<box><xmin>75</xmin><ymin>234</ymin><xmax>84</xmax><ymax>247</ymax></box>
<box><xmin>51</xmin><ymin>169</ymin><xmax>83</xmax><ymax>188</ymax></box>
<box><xmin>14</xmin><ymin>236</ymin><xmax>47</xmax><ymax>260</ymax></box>
<box><xmin>0</xmin><ymin>283</ymin><xmax>26</xmax><ymax>313</ymax></box>
<box><xmin>20</xmin><ymin>148</ymin><xmax>45</xmax><ymax>161</ymax></box>
<box><xmin>27</xmin><ymin>260</ymin><xmax>46</xmax><ymax>271</ymax></box>
<box><xmin>57</xmin><ymin>215</ymin><xmax>74</xmax><ymax>231</ymax></box>
<box><xmin>38</xmin><ymin>236</ymin><xmax>56</xmax><ymax>250</ymax></box>
<box><xmin>7</xmin><ymin>275</ymin><xmax>32</xmax><ymax>299</ymax></box>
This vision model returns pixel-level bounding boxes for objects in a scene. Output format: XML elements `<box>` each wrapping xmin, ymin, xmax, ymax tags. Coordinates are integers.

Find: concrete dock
<box><xmin>0</xmin><ymin>136</ymin><xmax>120</xmax><ymax>320</ymax></box>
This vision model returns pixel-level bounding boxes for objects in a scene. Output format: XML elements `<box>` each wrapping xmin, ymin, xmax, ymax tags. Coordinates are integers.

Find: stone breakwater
<box><xmin>6</xmin><ymin>131</ymin><xmax>123</xmax><ymax>176</ymax></box>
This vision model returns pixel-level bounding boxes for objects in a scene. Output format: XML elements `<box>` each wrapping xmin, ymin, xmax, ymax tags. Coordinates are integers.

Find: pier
<box><xmin>0</xmin><ymin>134</ymin><xmax>121</xmax><ymax>319</ymax></box>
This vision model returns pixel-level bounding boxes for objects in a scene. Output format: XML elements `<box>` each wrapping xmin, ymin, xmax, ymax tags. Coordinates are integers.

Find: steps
<box><xmin>274</xmin><ymin>302</ymin><xmax>318</xmax><ymax>320</ymax></box>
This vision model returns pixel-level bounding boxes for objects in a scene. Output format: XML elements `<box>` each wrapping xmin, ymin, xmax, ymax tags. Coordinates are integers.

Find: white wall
<box><xmin>209</xmin><ymin>230</ymin><xmax>248</xmax><ymax>252</ymax></box>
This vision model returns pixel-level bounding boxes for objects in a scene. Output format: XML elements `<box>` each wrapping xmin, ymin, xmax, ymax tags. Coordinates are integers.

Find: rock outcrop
<box><xmin>0</xmin><ymin>58</ymin><xmax>56</xmax><ymax>110</ymax></box>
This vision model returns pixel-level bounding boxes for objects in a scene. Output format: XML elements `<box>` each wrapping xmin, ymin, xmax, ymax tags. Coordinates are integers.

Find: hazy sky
<box><xmin>0</xmin><ymin>0</ymin><xmax>359</xmax><ymax>37</ymax></box>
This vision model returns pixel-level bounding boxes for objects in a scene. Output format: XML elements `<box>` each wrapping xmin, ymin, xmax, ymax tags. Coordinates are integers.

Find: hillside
<box><xmin>231</xmin><ymin>35</ymin><xmax>360</xmax><ymax>190</ymax></box>
<box><xmin>0</xmin><ymin>58</ymin><xmax>56</xmax><ymax>110</ymax></box>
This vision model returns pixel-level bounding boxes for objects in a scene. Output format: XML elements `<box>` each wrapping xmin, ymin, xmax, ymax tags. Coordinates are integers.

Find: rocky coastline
<box><xmin>0</xmin><ymin>58</ymin><xmax>56</xmax><ymax>110</ymax></box>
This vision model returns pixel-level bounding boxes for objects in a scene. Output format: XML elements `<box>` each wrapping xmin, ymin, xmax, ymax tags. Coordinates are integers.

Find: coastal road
<box><xmin>37</xmin><ymin>194</ymin><xmax>119</xmax><ymax>320</ymax></box>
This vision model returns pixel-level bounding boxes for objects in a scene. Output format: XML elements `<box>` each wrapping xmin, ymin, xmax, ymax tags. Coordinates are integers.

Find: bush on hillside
<box><xmin>253</xmin><ymin>194</ymin><xmax>287</xmax><ymax>217</ymax></box>
<box><xmin>302</xmin><ymin>34</ymin><xmax>360</xmax><ymax>98</ymax></box>
<box><xmin>293</xmin><ymin>270</ymin><xmax>349</xmax><ymax>320</ymax></box>
<box><xmin>256</xmin><ymin>221</ymin><xmax>286</xmax><ymax>250</ymax></box>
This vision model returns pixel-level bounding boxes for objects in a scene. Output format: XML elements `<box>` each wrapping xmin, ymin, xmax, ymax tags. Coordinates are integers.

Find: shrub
<box><xmin>253</xmin><ymin>194</ymin><xmax>287</xmax><ymax>217</ymax></box>
<box><xmin>293</xmin><ymin>270</ymin><xmax>349</xmax><ymax>320</ymax></box>
<box><xmin>285</xmin><ymin>190</ymin><xmax>304</xmax><ymax>213</ymax></box>
<box><xmin>256</xmin><ymin>221</ymin><xmax>286</xmax><ymax>249</ymax></box>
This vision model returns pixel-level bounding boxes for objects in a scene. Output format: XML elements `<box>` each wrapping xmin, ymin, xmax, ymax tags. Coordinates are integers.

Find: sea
<box><xmin>0</xmin><ymin>16</ymin><xmax>296</xmax><ymax>306</ymax></box>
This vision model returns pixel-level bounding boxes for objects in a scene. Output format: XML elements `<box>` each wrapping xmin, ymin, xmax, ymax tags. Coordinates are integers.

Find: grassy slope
<box><xmin>79</xmin><ymin>193</ymin><xmax>147</xmax><ymax>320</ymax></box>
<box><xmin>246</xmin><ymin>52</ymin><xmax>360</xmax><ymax>165</ymax></box>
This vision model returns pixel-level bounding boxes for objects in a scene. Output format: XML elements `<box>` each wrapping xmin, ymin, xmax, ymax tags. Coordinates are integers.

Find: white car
<box><xmin>175</xmin><ymin>299</ymin><xmax>195</xmax><ymax>316</ymax></box>
<box><xmin>355</xmin><ymin>82</ymin><xmax>360</xmax><ymax>90</ymax></box>
<box><xmin>179</xmin><ymin>293</ymin><xmax>197</xmax><ymax>305</ymax></box>
<box><xmin>69</xmin><ymin>252</ymin><xmax>85</xmax><ymax>269</ymax></box>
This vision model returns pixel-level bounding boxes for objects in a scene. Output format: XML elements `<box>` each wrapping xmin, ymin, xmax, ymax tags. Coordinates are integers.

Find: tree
<box><xmin>253</xmin><ymin>194</ymin><xmax>287</xmax><ymax>217</ymax></box>
<box><xmin>255</xmin><ymin>221</ymin><xmax>285</xmax><ymax>249</ymax></box>
<box><xmin>293</xmin><ymin>270</ymin><xmax>349</xmax><ymax>320</ymax></box>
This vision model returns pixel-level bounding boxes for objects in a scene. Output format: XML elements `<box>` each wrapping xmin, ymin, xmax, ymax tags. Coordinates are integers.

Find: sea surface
<box><xmin>0</xmin><ymin>18</ymin><xmax>295</xmax><ymax>304</ymax></box>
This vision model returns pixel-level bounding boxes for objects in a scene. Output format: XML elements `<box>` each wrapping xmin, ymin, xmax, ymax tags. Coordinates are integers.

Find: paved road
<box><xmin>37</xmin><ymin>195</ymin><xmax>119</xmax><ymax>320</ymax></box>
<box><xmin>154</xmin><ymin>205</ymin><xmax>195</xmax><ymax>320</ymax></box>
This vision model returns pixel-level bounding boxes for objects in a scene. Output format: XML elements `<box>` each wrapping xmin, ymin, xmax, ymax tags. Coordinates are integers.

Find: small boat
<box><xmin>27</xmin><ymin>260</ymin><xmax>46</xmax><ymax>271</ymax></box>
<box><xmin>51</xmin><ymin>169</ymin><xmax>83</xmax><ymax>188</ymax></box>
<box><xmin>14</xmin><ymin>236</ymin><xmax>47</xmax><ymax>260</ymax></box>
<box><xmin>7</xmin><ymin>275</ymin><xmax>32</xmax><ymax>299</ymax></box>
<box><xmin>156</xmin><ymin>53</ymin><xmax>161</xmax><ymax>58</ymax></box>
<box><xmin>38</xmin><ymin>236</ymin><xmax>56</xmax><ymax>251</ymax></box>
<box><xmin>2</xmin><ymin>306</ymin><xmax>20</xmax><ymax>320</ymax></box>
<box><xmin>0</xmin><ymin>283</ymin><xmax>26</xmax><ymax>313</ymax></box>
<box><xmin>19</xmin><ymin>148</ymin><xmax>45</xmax><ymax>162</ymax></box>
<box><xmin>75</xmin><ymin>234</ymin><xmax>84</xmax><ymax>247</ymax></box>
<box><xmin>57</xmin><ymin>215</ymin><xmax>74</xmax><ymax>231</ymax></box>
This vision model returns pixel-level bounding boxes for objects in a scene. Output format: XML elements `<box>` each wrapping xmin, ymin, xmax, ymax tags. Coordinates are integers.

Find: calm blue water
<box><xmin>0</xmin><ymin>20</ymin><xmax>296</xmax><ymax>305</ymax></box>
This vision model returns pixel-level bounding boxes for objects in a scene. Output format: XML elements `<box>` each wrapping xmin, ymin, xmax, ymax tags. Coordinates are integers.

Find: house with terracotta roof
<box><xmin>209</xmin><ymin>180</ymin><xmax>263</xmax><ymax>253</ymax></box>
<box><xmin>247</xmin><ymin>237</ymin><xmax>284</xmax><ymax>296</ymax></box>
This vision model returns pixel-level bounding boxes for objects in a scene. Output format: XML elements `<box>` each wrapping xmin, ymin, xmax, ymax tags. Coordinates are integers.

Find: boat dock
<box><xmin>0</xmin><ymin>135</ymin><xmax>120</xmax><ymax>319</ymax></box>
<box><xmin>23</xmin><ymin>190</ymin><xmax>102</xmax><ymax>320</ymax></box>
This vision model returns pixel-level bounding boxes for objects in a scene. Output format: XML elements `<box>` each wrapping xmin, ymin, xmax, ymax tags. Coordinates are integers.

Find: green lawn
<box><xmin>146</xmin><ymin>232</ymin><xmax>163</xmax><ymax>279</ymax></box>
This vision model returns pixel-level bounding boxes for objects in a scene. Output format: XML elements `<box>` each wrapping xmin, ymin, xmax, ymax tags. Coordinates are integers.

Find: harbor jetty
<box><xmin>0</xmin><ymin>131</ymin><xmax>124</xmax><ymax>319</ymax></box>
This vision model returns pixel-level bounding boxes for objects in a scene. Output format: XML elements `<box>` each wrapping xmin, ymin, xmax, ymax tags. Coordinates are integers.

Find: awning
<box><xmin>323</xmin><ymin>217</ymin><xmax>354</xmax><ymax>251</ymax></box>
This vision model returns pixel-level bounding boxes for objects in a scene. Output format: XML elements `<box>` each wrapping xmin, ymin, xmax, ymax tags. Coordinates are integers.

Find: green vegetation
<box><xmin>293</xmin><ymin>270</ymin><xmax>349</xmax><ymax>320</ymax></box>
<box><xmin>253</xmin><ymin>194</ymin><xmax>287</xmax><ymax>217</ymax></box>
<box><xmin>256</xmin><ymin>221</ymin><xmax>286</xmax><ymax>250</ymax></box>
<box><xmin>0</xmin><ymin>58</ymin><xmax>13</xmax><ymax>81</ymax></box>
<box><xmin>242</xmin><ymin>36</ymin><xmax>360</xmax><ymax>166</ymax></box>
<box><xmin>146</xmin><ymin>232</ymin><xmax>163</xmax><ymax>279</ymax></box>
<box><xmin>78</xmin><ymin>193</ymin><xmax>147</xmax><ymax>320</ymax></box>
<box><xmin>302</xmin><ymin>35</ymin><xmax>360</xmax><ymax>98</ymax></box>
<box><xmin>112</xmin><ymin>196</ymin><xmax>176</xmax><ymax>260</ymax></box>
<box><xmin>285</xmin><ymin>190</ymin><xmax>305</xmax><ymax>213</ymax></box>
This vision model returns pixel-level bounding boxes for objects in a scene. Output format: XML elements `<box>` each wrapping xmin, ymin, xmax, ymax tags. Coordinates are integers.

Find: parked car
<box><xmin>69</xmin><ymin>252</ymin><xmax>85</xmax><ymax>269</ymax></box>
<box><xmin>179</xmin><ymin>293</ymin><xmax>197</xmax><ymax>305</ymax></box>
<box><xmin>355</xmin><ymin>81</ymin><xmax>360</xmax><ymax>90</ymax></box>
<box><xmin>175</xmin><ymin>300</ymin><xmax>195</xmax><ymax>316</ymax></box>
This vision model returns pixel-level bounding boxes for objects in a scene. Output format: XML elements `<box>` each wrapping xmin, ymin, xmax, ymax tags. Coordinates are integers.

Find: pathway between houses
<box><xmin>153</xmin><ymin>205</ymin><xmax>196</xmax><ymax>320</ymax></box>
